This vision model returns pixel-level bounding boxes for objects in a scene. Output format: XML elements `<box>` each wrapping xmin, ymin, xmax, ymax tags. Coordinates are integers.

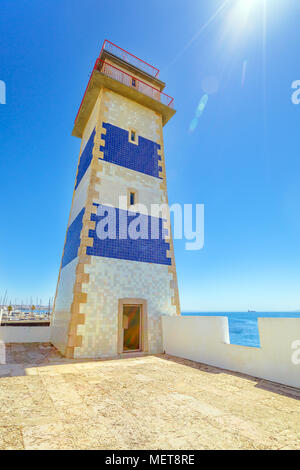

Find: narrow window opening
<box><xmin>130</xmin><ymin>130</ymin><xmax>136</xmax><ymax>142</ymax></box>
<box><xmin>130</xmin><ymin>192</ymin><xmax>135</xmax><ymax>206</ymax></box>
<box><xmin>132</xmin><ymin>78</ymin><xmax>136</xmax><ymax>87</ymax></box>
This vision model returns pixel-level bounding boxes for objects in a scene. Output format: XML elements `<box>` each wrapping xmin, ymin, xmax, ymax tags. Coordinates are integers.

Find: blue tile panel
<box><xmin>61</xmin><ymin>209</ymin><xmax>85</xmax><ymax>268</ymax></box>
<box><xmin>100</xmin><ymin>122</ymin><xmax>162</xmax><ymax>178</ymax></box>
<box><xmin>87</xmin><ymin>204</ymin><xmax>171</xmax><ymax>265</ymax></box>
<box><xmin>75</xmin><ymin>129</ymin><xmax>95</xmax><ymax>189</ymax></box>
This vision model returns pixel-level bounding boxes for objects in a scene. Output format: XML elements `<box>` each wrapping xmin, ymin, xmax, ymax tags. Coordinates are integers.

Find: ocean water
<box><xmin>182</xmin><ymin>312</ymin><xmax>300</xmax><ymax>348</ymax></box>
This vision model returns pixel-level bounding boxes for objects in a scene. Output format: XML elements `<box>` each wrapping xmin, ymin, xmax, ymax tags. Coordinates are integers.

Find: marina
<box><xmin>0</xmin><ymin>306</ymin><xmax>51</xmax><ymax>325</ymax></box>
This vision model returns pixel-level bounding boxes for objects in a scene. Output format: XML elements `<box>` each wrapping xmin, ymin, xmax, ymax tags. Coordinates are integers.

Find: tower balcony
<box><xmin>100</xmin><ymin>40</ymin><xmax>160</xmax><ymax>78</ymax></box>
<box><xmin>72</xmin><ymin>41</ymin><xmax>175</xmax><ymax>138</ymax></box>
<box><xmin>96</xmin><ymin>59</ymin><xmax>174</xmax><ymax>108</ymax></box>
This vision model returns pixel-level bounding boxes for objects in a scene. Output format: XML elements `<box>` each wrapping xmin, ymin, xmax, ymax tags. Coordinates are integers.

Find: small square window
<box><xmin>130</xmin><ymin>192</ymin><xmax>135</xmax><ymax>206</ymax></box>
<box><xmin>130</xmin><ymin>130</ymin><xmax>136</xmax><ymax>142</ymax></box>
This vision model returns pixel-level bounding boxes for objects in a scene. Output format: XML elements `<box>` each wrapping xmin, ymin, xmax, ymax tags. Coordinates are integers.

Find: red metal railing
<box><xmin>100</xmin><ymin>40</ymin><xmax>160</xmax><ymax>78</ymax></box>
<box><xmin>74</xmin><ymin>42</ymin><xmax>173</xmax><ymax>124</ymax></box>
<box><xmin>97</xmin><ymin>59</ymin><xmax>174</xmax><ymax>108</ymax></box>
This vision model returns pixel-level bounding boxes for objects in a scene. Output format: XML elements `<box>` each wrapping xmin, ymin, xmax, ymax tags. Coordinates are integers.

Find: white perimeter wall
<box><xmin>162</xmin><ymin>316</ymin><xmax>300</xmax><ymax>389</ymax></box>
<box><xmin>0</xmin><ymin>326</ymin><xmax>51</xmax><ymax>343</ymax></box>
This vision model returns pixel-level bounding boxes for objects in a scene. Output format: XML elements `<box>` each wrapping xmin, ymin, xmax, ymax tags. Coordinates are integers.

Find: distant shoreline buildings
<box><xmin>0</xmin><ymin>299</ymin><xmax>53</xmax><ymax>325</ymax></box>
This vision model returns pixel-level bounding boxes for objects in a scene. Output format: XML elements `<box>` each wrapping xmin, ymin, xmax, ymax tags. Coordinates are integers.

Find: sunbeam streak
<box><xmin>163</xmin><ymin>0</ymin><xmax>230</xmax><ymax>72</ymax></box>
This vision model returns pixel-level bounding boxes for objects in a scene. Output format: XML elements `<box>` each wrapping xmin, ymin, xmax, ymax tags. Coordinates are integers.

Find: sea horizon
<box><xmin>181</xmin><ymin>311</ymin><xmax>300</xmax><ymax>348</ymax></box>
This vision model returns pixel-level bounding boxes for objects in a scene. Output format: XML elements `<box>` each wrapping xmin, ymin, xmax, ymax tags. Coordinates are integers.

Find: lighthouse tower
<box><xmin>51</xmin><ymin>41</ymin><xmax>180</xmax><ymax>358</ymax></box>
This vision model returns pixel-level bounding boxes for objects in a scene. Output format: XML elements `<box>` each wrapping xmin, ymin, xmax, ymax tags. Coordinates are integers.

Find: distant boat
<box><xmin>248</xmin><ymin>309</ymin><xmax>256</xmax><ymax>313</ymax></box>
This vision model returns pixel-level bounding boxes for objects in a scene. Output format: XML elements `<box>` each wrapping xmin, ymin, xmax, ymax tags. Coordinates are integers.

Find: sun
<box><xmin>220</xmin><ymin>0</ymin><xmax>266</xmax><ymax>46</ymax></box>
<box><xmin>239</xmin><ymin>0</ymin><xmax>258</xmax><ymax>10</ymax></box>
<box><xmin>234</xmin><ymin>0</ymin><xmax>265</xmax><ymax>20</ymax></box>
<box><xmin>233</xmin><ymin>0</ymin><xmax>258</xmax><ymax>19</ymax></box>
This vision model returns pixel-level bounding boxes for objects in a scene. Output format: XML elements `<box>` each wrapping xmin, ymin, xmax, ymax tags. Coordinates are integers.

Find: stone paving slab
<box><xmin>0</xmin><ymin>343</ymin><xmax>299</xmax><ymax>450</ymax></box>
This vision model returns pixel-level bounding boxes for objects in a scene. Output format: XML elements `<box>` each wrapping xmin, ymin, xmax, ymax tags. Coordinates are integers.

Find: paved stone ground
<box><xmin>0</xmin><ymin>343</ymin><xmax>299</xmax><ymax>450</ymax></box>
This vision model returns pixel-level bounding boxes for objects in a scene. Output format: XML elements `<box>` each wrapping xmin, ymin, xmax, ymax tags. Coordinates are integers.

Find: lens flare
<box><xmin>189</xmin><ymin>94</ymin><xmax>209</xmax><ymax>133</ymax></box>
<box><xmin>196</xmin><ymin>94</ymin><xmax>209</xmax><ymax>116</ymax></box>
<box><xmin>189</xmin><ymin>118</ymin><xmax>198</xmax><ymax>133</ymax></box>
<box><xmin>202</xmin><ymin>76</ymin><xmax>219</xmax><ymax>95</ymax></box>
<box><xmin>241</xmin><ymin>59</ymin><xmax>248</xmax><ymax>87</ymax></box>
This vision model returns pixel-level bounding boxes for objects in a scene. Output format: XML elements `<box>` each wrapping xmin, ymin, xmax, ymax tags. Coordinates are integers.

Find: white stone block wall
<box><xmin>51</xmin><ymin>257</ymin><xmax>78</xmax><ymax>354</ymax></box>
<box><xmin>103</xmin><ymin>89</ymin><xmax>160</xmax><ymax>142</ymax></box>
<box><xmin>51</xmin><ymin>98</ymin><xmax>101</xmax><ymax>355</ymax></box>
<box><xmin>74</xmin><ymin>258</ymin><xmax>176</xmax><ymax>358</ymax></box>
<box><xmin>69</xmin><ymin>167</ymin><xmax>91</xmax><ymax>226</ymax></box>
<box><xmin>95</xmin><ymin>161</ymin><xmax>165</xmax><ymax>213</ymax></box>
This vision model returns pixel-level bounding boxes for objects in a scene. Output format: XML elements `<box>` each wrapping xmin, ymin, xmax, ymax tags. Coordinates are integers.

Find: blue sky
<box><xmin>0</xmin><ymin>0</ymin><xmax>299</xmax><ymax>311</ymax></box>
